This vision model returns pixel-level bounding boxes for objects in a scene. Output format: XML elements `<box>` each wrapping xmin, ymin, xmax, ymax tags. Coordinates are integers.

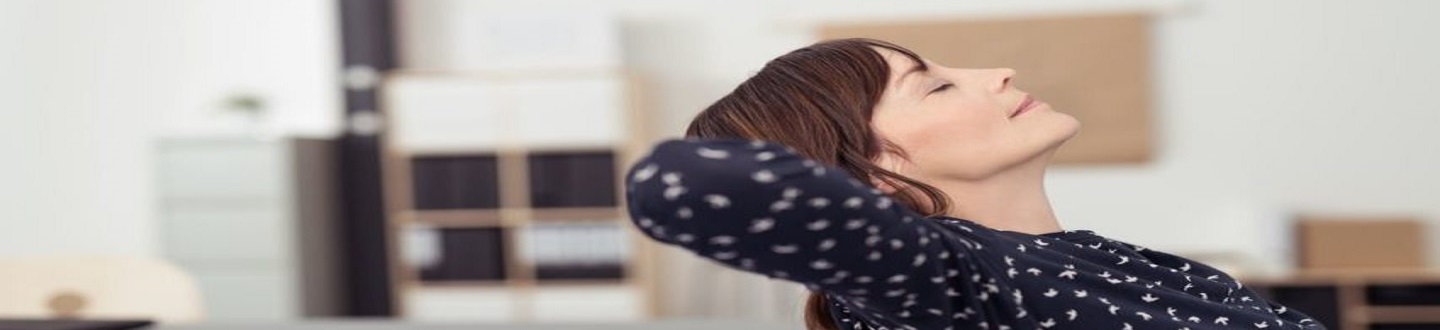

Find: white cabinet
<box><xmin>156</xmin><ymin>142</ymin><xmax>284</xmax><ymax>200</ymax></box>
<box><xmin>184</xmin><ymin>266</ymin><xmax>297</xmax><ymax>320</ymax></box>
<box><xmin>155</xmin><ymin>137</ymin><xmax>339</xmax><ymax>321</ymax></box>
<box><xmin>160</xmin><ymin>206</ymin><xmax>288</xmax><ymax>262</ymax></box>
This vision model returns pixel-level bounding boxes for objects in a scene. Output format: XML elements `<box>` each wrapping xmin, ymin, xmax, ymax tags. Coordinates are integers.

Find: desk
<box><xmin>158</xmin><ymin>319</ymin><xmax>799</xmax><ymax>330</ymax></box>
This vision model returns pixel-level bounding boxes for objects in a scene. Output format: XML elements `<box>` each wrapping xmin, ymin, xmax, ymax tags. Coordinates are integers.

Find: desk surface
<box><xmin>157</xmin><ymin>319</ymin><xmax>798</xmax><ymax>330</ymax></box>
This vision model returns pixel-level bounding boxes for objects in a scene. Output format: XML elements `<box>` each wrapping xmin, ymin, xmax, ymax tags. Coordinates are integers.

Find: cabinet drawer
<box><xmin>189</xmin><ymin>268</ymin><xmax>296</xmax><ymax>320</ymax></box>
<box><xmin>160</xmin><ymin>206</ymin><xmax>289</xmax><ymax>262</ymax></box>
<box><xmin>158</xmin><ymin>142</ymin><xmax>284</xmax><ymax>199</ymax></box>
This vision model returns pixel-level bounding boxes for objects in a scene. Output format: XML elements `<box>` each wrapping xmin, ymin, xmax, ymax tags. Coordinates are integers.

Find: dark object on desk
<box><xmin>0</xmin><ymin>319</ymin><xmax>152</xmax><ymax>330</ymax></box>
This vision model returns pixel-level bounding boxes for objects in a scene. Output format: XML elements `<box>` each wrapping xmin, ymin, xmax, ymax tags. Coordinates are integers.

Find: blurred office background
<box><xmin>1</xmin><ymin>0</ymin><xmax>1439</xmax><ymax>329</ymax></box>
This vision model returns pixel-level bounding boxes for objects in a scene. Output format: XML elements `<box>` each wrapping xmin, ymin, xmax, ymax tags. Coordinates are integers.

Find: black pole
<box><xmin>335</xmin><ymin>0</ymin><xmax>396</xmax><ymax>316</ymax></box>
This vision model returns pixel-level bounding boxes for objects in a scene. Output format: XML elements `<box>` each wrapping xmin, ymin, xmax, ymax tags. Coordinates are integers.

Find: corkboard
<box><xmin>821</xmin><ymin>13</ymin><xmax>1154</xmax><ymax>164</ymax></box>
<box><xmin>1295</xmin><ymin>217</ymin><xmax>1426</xmax><ymax>273</ymax></box>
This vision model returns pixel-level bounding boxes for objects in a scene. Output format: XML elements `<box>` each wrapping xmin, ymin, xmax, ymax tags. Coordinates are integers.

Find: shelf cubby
<box><xmin>416</xmin><ymin>227</ymin><xmax>509</xmax><ymax>282</ymax></box>
<box><xmin>410</xmin><ymin>155</ymin><xmax>500</xmax><ymax>210</ymax></box>
<box><xmin>526</xmin><ymin>150</ymin><xmax>618</xmax><ymax>209</ymax></box>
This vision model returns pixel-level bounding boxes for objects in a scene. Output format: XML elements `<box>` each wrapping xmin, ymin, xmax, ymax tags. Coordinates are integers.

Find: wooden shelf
<box><xmin>413</xmin><ymin>278</ymin><xmax>629</xmax><ymax>290</ymax></box>
<box><xmin>1366</xmin><ymin>306</ymin><xmax>1440</xmax><ymax>323</ymax></box>
<box><xmin>415</xmin><ymin>279</ymin><xmax>513</xmax><ymax>289</ymax></box>
<box><xmin>532</xmin><ymin>278</ymin><xmax>630</xmax><ymax>287</ymax></box>
<box><xmin>393</xmin><ymin>145</ymin><xmax>622</xmax><ymax>157</ymax></box>
<box><xmin>401</xmin><ymin>209</ymin><xmax>503</xmax><ymax>228</ymax></box>
<box><xmin>1296</xmin><ymin>270</ymin><xmax>1440</xmax><ymax>282</ymax></box>
<box><xmin>392</xmin><ymin>147</ymin><xmax>502</xmax><ymax>158</ymax></box>
<box><xmin>386</xmin><ymin>68</ymin><xmax>629</xmax><ymax>80</ymax></box>
<box><xmin>378</xmin><ymin>71</ymin><xmax>655</xmax><ymax>321</ymax></box>
<box><xmin>530</xmin><ymin>207</ymin><xmax>622</xmax><ymax>221</ymax></box>
<box><xmin>399</xmin><ymin>208</ymin><xmax>626</xmax><ymax>226</ymax></box>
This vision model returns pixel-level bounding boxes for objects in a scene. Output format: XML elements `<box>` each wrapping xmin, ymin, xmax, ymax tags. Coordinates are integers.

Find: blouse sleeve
<box><xmin>625</xmin><ymin>138</ymin><xmax>963</xmax><ymax>322</ymax></box>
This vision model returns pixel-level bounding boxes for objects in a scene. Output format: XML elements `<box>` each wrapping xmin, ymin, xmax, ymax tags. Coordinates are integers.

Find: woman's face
<box><xmin>869</xmin><ymin>48</ymin><xmax>1081</xmax><ymax>182</ymax></box>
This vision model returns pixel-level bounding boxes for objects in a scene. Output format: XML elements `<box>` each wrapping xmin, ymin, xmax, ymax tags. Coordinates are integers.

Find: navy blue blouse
<box><xmin>625</xmin><ymin>138</ymin><xmax>1323</xmax><ymax>330</ymax></box>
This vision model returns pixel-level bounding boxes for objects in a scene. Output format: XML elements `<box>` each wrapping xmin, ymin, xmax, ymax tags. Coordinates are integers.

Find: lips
<box><xmin>1010</xmin><ymin>95</ymin><xmax>1038</xmax><ymax>118</ymax></box>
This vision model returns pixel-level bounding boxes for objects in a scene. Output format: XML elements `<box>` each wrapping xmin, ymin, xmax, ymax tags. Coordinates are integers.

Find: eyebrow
<box><xmin>893</xmin><ymin>62</ymin><xmax>928</xmax><ymax>90</ymax></box>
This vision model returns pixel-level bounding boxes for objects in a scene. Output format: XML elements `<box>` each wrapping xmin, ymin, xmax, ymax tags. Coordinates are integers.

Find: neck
<box><xmin>933</xmin><ymin>155</ymin><xmax>1062</xmax><ymax>235</ymax></box>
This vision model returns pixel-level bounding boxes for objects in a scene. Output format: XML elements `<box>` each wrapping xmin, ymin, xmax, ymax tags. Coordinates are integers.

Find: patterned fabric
<box><xmin>625</xmin><ymin>138</ymin><xmax>1324</xmax><ymax>330</ymax></box>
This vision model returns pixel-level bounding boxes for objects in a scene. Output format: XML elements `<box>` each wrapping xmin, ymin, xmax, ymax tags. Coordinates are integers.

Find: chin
<box><xmin>1018</xmin><ymin>122</ymin><xmax>1078</xmax><ymax>167</ymax></box>
<box><xmin>1050</xmin><ymin>112</ymin><xmax>1083</xmax><ymax>145</ymax></box>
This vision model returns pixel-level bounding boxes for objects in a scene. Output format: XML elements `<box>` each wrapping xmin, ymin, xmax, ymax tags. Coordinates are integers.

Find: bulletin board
<box><xmin>821</xmin><ymin>13</ymin><xmax>1155</xmax><ymax>164</ymax></box>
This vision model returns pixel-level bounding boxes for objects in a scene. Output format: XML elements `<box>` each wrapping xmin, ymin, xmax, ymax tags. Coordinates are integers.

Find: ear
<box><xmin>869</xmin><ymin>176</ymin><xmax>898</xmax><ymax>194</ymax></box>
<box><xmin>868</xmin><ymin>151</ymin><xmax>907</xmax><ymax>194</ymax></box>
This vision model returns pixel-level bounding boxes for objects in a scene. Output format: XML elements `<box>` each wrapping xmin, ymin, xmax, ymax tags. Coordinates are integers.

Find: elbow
<box><xmin>623</xmin><ymin>160</ymin><xmax>684</xmax><ymax>245</ymax></box>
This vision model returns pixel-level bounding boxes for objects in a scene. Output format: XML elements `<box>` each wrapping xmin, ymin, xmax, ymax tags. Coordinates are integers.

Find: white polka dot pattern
<box><xmin>625</xmin><ymin>139</ymin><xmax>1325</xmax><ymax>330</ymax></box>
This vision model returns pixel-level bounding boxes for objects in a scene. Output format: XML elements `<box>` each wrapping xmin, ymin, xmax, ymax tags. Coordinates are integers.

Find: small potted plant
<box><xmin>220</xmin><ymin>92</ymin><xmax>278</xmax><ymax>139</ymax></box>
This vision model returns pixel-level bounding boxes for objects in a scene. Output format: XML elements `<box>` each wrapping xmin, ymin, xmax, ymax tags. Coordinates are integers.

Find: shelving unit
<box><xmin>1245</xmin><ymin>272</ymin><xmax>1440</xmax><ymax>330</ymax></box>
<box><xmin>377</xmin><ymin>71</ymin><xmax>654</xmax><ymax>322</ymax></box>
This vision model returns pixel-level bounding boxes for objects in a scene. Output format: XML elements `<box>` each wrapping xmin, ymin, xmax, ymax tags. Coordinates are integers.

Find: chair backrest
<box><xmin>0</xmin><ymin>255</ymin><xmax>204</xmax><ymax>323</ymax></box>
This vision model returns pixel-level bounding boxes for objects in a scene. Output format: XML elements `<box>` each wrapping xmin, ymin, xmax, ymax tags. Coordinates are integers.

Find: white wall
<box><xmin>0</xmin><ymin>0</ymin><xmax>339</xmax><ymax>256</ymax></box>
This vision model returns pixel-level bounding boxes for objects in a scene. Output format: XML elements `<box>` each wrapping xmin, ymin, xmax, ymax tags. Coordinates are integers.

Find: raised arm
<box><xmin>625</xmin><ymin>138</ymin><xmax>962</xmax><ymax>323</ymax></box>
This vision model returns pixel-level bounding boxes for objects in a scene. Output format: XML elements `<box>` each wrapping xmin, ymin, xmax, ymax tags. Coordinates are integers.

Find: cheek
<box><xmin>879</xmin><ymin>103</ymin><xmax>1007</xmax><ymax>173</ymax></box>
<box><xmin>908</xmin><ymin>104</ymin><xmax>1003</xmax><ymax>151</ymax></box>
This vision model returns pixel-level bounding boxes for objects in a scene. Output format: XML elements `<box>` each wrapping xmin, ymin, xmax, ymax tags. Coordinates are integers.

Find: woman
<box><xmin>624</xmin><ymin>38</ymin><xmax>1321</xmax><ymax>330</ymax></box>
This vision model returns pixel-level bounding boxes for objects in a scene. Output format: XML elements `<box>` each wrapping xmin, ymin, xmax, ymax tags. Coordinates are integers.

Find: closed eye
<box><xmin>929</xmin><ymin>83</ymin><xmax>953</xmax><ymax>94</ymax></box>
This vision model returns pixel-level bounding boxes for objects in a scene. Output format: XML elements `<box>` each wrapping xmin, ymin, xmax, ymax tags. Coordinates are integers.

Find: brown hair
<box><xmin>684</xmin><ymin>38</ymin><xmax>953</xmax><ymax>330</ymax></box>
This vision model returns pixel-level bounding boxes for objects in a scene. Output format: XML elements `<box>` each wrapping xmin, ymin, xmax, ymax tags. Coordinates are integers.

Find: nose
<box><xmin>992</xmin><ymin>68</ymin><xmax>1016</xmax><ymax>93</ymax></box>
